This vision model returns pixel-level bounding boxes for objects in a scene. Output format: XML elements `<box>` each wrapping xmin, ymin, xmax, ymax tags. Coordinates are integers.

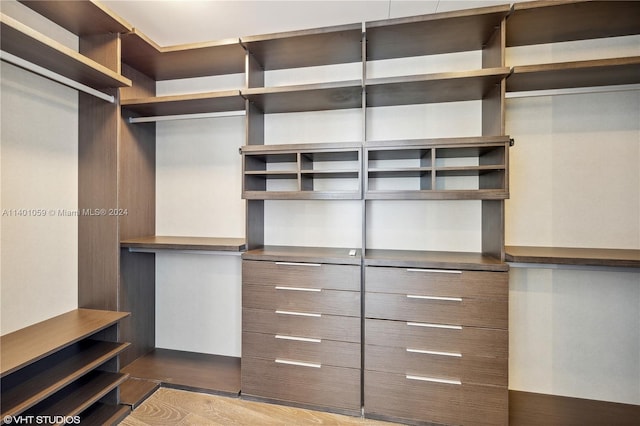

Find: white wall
<box><xmin>0</xmin><ymin>1</ymin><xmax>79</xmax><ymax>335</ymax></box>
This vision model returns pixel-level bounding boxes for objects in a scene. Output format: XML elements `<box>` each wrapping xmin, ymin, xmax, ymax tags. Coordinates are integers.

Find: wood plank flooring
<box><xmin>120</xmin><ymin>388</ymin><xmax>399</xmax><ymax>425</ymax></box>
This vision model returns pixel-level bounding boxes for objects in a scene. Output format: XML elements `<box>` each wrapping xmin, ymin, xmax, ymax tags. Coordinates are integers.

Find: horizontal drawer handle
<box><xmin>276</xmin><ymin>335</ymin><xmax>321</xmax><ymax>343</ymax></box>
<box><xmin>407</xmin><ymin>268</ymin><xmax>462</xmax><ymax>274</ymax></box>
<box><xmin>407</xmin><ymin>295</ymin><xmax>462</xmax><ymax>302</ymax></box>
<box><xmin>407</xmin><ymin>322</ymin><xmax>462</xmax><ymax>330</ymax></box>
<box><xmin>275</xmin><ymin>310</ymin><xmax>321</xmax><ymax>318</ymax></box>
<box><xmin>275</xmin><ymin>262</ymin><xmax>322</xmax><ymax>267</ymax></box>
<box><xmin>406</xmin><ymin>375</ymin><xmax>461</xmax><ymax>385</ymax></box>
<box><xmin>276</xmin><ymin>359</ymin><xmax>321</xmax><ymax>368</ymax></box>
<box><xmin>275</xmin><ymin>286</ymin><xmax>321</xmax><ymax>292</ymax></box>
<box><xmin>406</xmin><ymin>348</ymin><xmax>462</xmax><ymax>357</ymax></box>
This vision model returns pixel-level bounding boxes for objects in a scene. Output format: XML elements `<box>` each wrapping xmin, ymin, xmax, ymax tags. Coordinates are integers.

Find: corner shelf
<box><xmin>121</xmin><ymin>236</ymin><xmax>246</xmax><ymax>252</ymax></box>
<box><xmin>365</xmin><ymin>137</ymin><xmax>510</xmax><ymax>200</ymax></box>
<box><xmin>120</xmin><ymin>29</ymin><xmax>246</xmax><ymax>80</ymax></box>
<box><xmin>241</xmin><ymin>142</ymin><xmax>362</xmax><ymax>200</ymax></box>
<box><xmin>0</xmin><ymin>13</ymin><xmax>132</xmax><ymax>90</ymax></box>
<box><xmin>121</xmin><ymin>90</ymin><xmax>245</xmax><ymax>117</ymax></box>
<box><xmin>505</xmin><ymin>246</ymin><xmax>640</xmax><ymax>268</ymax></box>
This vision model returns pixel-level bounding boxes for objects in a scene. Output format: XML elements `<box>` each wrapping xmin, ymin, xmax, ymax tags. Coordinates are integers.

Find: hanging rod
<box><xmin>0</xmin><ymin>50</ymin><xmax>115</xmax><ymax>103</ymax></box>
<box><xmin>506</xmin><ymin>83</ymin><xmax>640</xmax><ymax>99</ymax></box>
<box><xmin>128</xmin><ymin>110</ymin><xmax>246</xmax><ymax>123</ymax></box>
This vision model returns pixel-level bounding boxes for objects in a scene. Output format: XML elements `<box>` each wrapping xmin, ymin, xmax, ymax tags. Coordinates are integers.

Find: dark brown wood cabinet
<box><xmin>241</xmin><ymin>251</ymin><xmax>362</xmax><ymax>415</ymax></box>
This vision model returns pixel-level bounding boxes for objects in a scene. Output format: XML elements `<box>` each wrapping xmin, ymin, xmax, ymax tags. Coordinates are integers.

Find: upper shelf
<box><xmin>0</xmin><ymin>13</ymin><xmax>131</xmax><ymax>89</ymax></box>
<box><xmin>18</xmin><ymin>0</ymin><xmax>132</xmax><ymax>36</ymax></box>
<box><xmin>121</xmin><ymin>236</ymin><xmax>246</xmax><ymax>252</ymax></box>
<box><xmin>241</xmin><ymin>23</ymin><xmax>363</xmax><ymax>70</ymax></box>
<box><xmin>506</xmin><ymin>0</ymin><xmax>640</xmax><ymax>47</ymax></box>
<box><xmin>366</xmin><ymin>4</ymin><xmax>510</xmax><ymax>61</ymax></box>
<box><xmin>366</xmin><ymin>67</ymin><xmax>510</xmax><ymax>107</ymax></box>
<box><xmin>242</xmin><ymin>80</ymin><xmax>363</xmax><ymax>113</ymax></box>
<box><xmin>121</xmin><ymin>90</ymin><xmax>245</xmax><ymax>117</ymax></box>
<box><xmin>120</xmin><ymin>29</ymin><xmax>246</xmax><ymax>80</ymax></box>
<box><xmin>507</xmin><ymin>56</ymin><xmax>640</xmax><ymax>92</ymax></box>
<box><xmin>505</xmin><ymin>246</ymin><xmax>640</xmax><ymax>268</ymax></box>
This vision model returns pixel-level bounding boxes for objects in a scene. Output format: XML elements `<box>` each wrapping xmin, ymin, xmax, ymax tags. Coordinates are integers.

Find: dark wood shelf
<box><xmin>243</xmin><ymin>190</ymin><xmax>362</xmax><ymax>200</ymax></box>
<box><xmin>121</xmin><ymin>90</ymin><xmax>245</xmax><ymax>117</ymax></box>
<box><xmin>507</xmin><ymin>57</ymin><xmax>640</xmax><ymax>92</ymax></box>
<box><xmin>242</xmin><ymin>246</ymin><xmax>362</xmax><ymax>265</ymax></box>
<box><xmin>0</xmin><ymin>13</ymin><xmax>132</xmax><ymax>90</ymax></box>
<box><xmin>242</xmin><ymin>141</ymin><xmax>363</xmax><ymax>153</ymax></box>
<box><xmin>78</xmin><ymin>402</ymin><xmax>131</xmax><ymax>426</ymax></box>
<box><xmin>241</xmin><ymin>81</ymin><xmax>363</xmax><ymax>113</ymax></box>
<box><xmin>18</xmin><ymin>0</ymin><xmax>132</xmax><ymax>36</ymax></box>
<box><xmin>120</xmin><ymin>29</ymin><xmax>246</xmax><ymax>80</ymax></box>
<box><xmin>24</xmin><ymin>371</ymin><xmax>129</xmax><ymax>419</ymax></box>
<box><xmin>364</xmin><ymin>249</ymin><xmax>508</xmax><ymax>272</ymax></box>
<box><xmin>505</xmin><ymin>246</ymin><xmax>640</xmax><ymax>268</ymax></box>
<box><xmin>121</xmin><ymin>349</ymin><xmax>241</xmax><ymax>395</ymax></box>
<box><xmin>0</xmin><ymin>309</ymin><xmax>130</xmax><ymax>378</ymax></box>
<box><xmin>1</xmin><ymin>340</ymin><xmax>129</xmax><ymax>418</ymax></box>
<box><xmin>365</xmin><ymin>68</ymin><xmax>510</xmax><ymax>107</ymax></box>
<box><xmin>366</xmin><ymin>4</ymin><xmax>510</xmax><ymax>61</ymax></box>
<box><xmin>119</xmin><ymin>378</ymin><xmax>160</xmax><ymax>408</ymax></box>
<box><xmin>365</xmin><ymin>189</ymin><xmax>508</xmax><ymax>201</ymax></box>
<box><xmin>120</xmin><ymin>236</ymin><xmax>246</xmax><ymax>252</ymax></box>
<box><xmin>241</xmin><ymin>23</ymin><xmax>362</xmax><ymax>70</ymax></box>
<box><xmin>506</xmin><ymin>1</ymin><xmax>640</xmax><ymax>47</ymax></box>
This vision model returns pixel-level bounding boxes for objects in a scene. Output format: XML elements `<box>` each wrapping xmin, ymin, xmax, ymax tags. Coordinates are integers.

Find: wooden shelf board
<box><xmin>241</xmin><ymin>23</ymin><xmax>362</xmax><ymax>70</ymax></box>
<box><xmin>1</xmin><ymin>341</ymin><xmax>130</xmax><ymax>418</ymax></box>
<box><xmin>242</xmin><ymin>246</ymin><xmax>362</xmax><ymax>265</ymax></box>
<box><xmin>241</xmin><ymin>141</ymin><xmax>363</xmax><ymax>154</ymax></box>
<box><xmin>366</xmin><ymin>4</ymin><xmax>510</xmax><ymax>61</ymax></box>
<box><xmin>25</xmin><ymin>371</ymin><xmax>129</xmax><ymax>418</ymax></box>
<box><xmin>506</xmin><ymin>1</ymin><xmax>640</xmax><ymax>47</ymax></box>
<box><xmin>79</xmin><ymin>403</ymin><xmax>131</xmax><ymax>426</ymax></box>
<box><xmin>243</xmin><ymin>191</ymin><xmax>362</xmax><ymax>200</ymax></box>
<box><xmin>507</xmin><ymin>56</ymin><xmax>640</xmax><ymax>92</ymax></box>
<box><xmin>505</xmin><ymin>246</ymin><xmax>640</xmax><ymax>268</ymax></box>
<box><xmin>366</xmin><ymin>68</ymin><xmax>510</xmax><ymax>107</ymax></box>
<box><xmin>121</xmin><ymin>349</ymin><xmax>240</xmax><ymax>395</ymax></box>
<box><xmin>119</xmin><ymin>378</ymin><xmax>160</xmax><ymax>408</ymax></box>
<box><xmin>120</xmin><ymin>236</ymin><xmax>246</xmax><ymax>252</ymax></box>
<box><xmin>365</xmin><ymin>136</ymin><xmax>511</xmax><ymax>149</ymax></box>
<box><xmin>120</xmin><ymin>29</ymin><xmax>245</xmax><ymax>80</ymax></box>
<box><xmin>18</xmin><ymin>0</ymin><xmax>132</xmax><ymax>35</ymax></box>
<box><xmin>0</xmin><ymin>309</ymin><xmax>129</xmax><ymax>378</ymax></box>
<box><xmin>509</xmin><ymin>390</ymin><xmax>640</xmax><ymax>426</ymax></box>
<box><xmin>365</xmin><ymin>189</ymin><xmax>509</xmax><ymax>200</ymax></box>
<box><xmin>121</xmin><ymin>90</ymin><xmax>245</xmax><ymax>116</ymax></box>
<box><xmin>364</xmin><ymin>249</ymin><xmax>508</xmax><ymax>272</ymax></box>
<box><xmin>0</xmin><ymin>14</ymin><xmax>131</xmax><ymax>89</ymax></box>
<box><xmin>242</xmin><ymin>81</ymin><xmax>363</xmax><ymax>113</ymax></box>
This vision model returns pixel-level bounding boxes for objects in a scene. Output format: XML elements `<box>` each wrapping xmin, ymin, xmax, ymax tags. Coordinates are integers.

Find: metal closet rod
<box><xmin>128</xmin><ymin>110</ymin><xmax>246</xmax><ymax>124</ymax></box>
<box><xmin>0</xmin><ymin>50</ymin><xmax>115</xmax><ymax>103</ymax></box>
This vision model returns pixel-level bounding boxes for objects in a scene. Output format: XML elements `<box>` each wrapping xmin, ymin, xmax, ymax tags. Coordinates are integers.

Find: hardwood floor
<box><xmin>120</xmin><ymin>387</ymin><xmax>399</xmax><ymax>425</ymax></box>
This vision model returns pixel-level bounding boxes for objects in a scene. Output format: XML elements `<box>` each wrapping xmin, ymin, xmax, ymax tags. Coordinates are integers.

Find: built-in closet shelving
<box><xmin>504</xmin><ymin>0</ymin><xmax>640</xmax><ymax>268</ymax></box>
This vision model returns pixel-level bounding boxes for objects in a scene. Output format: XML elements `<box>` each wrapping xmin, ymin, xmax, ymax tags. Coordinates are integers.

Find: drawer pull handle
<box><xmin>406</xmin><ymin>375</ymin><xmax>461</xmax><ymax>385</ymax></box>
<box><xmin>275</xmin><ymin>262</ymin><xmax>322</xmax><ymax>267</ymax></box>
<box><xmin>407</xmin><ymin>322</ymin><xmax>462</xmax><ymax>330</ymax></box>
<box><xmin>275</xmin><ymin>310</ymin><xmax>321</xmax><ymax>318</ymax></box>
<box><xmin>275</xmin><ymin>286</ymin><xmax>321</xmax><ymax>292</ymax></box>
<box><xmin>407</xmin><ymin>295</ymin><xmax>462</xmax><ymax>302</ymax></box>
<box><xmin>276</xmin><ymin>359</ymin><xmax>321</xmax><ymax>368</ymax></box>
<box><xmin>276</xmin><ymin>335</ymin><xmax>321</xmax><ymax>343</ymax></box>
<box><xmin>406</xmin><ymin>348</ymin><xmax>462</xmax><ymax>357</ymax></box>
<box><xmin>407</xmin><ymin>268</ymin><xmax>462</xmax><ymax>274</ymax></box>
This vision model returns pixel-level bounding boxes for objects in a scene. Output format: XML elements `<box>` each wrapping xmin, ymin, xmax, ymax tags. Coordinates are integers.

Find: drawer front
<box><xmin>366</xmin><ymin>318</ymin><xmax>508</xmax><ymax>359</ymax></box>
<box><xmin>242</xmin><ymin>356</ymin><xmax>361</xmax><ymax>412</ymax></box>
<box><xmin>243</xmin><ymin>308</ymin><xmax>361</xmax><ymax>343</ymax></box>
<box><xmin>366</xmin><ymin>292</ymin><xmax>507</xmax><ymax>329</ymax></box>
<box><xmin>244</xmin><ymin>284</ymin><xmax>360</xmax><ymax>317</ymax></box>
<box><xmin>365</xmin><ymin>344</ymin><xmax>507</xmax><ymax>387</ymax></box>
<box><xmin>366</xmin><ymin>266</ymin><xmax>507</xmax><ymax>299</ymax></box>
<box><xmin>364</xmin><ymin>370</ymin><xmax>507</xmax><ymax>425</ymax></box>
<box><xmin>244</xmin><ymin>260</ymin><xmax>360</xmax><ymax>291</ymax></box>
<box><xmin>243</xmin><ymin>331</ymin><xmax>360</xmax><ymax>369</ymax></box>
